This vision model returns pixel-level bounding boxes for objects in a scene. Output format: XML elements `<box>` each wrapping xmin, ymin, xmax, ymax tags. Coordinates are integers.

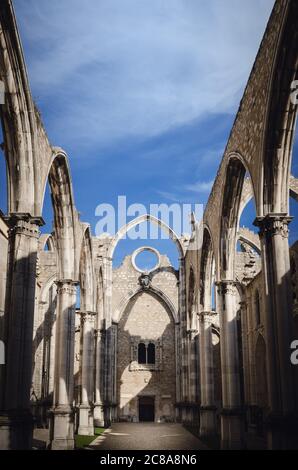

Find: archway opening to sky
<box><xmin>113</xmin><ymin>220</ymin><xmax>180</xmax><ymax>269</ymax></box>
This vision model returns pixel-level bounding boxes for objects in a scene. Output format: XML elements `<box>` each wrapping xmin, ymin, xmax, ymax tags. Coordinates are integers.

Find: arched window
<box><xmin>138</xmin><ymin>343</ymin><xmax>146</xmax><ymax>364</ymax></box>
<box><xmin>147</xmin><ymin>343</ymin><xmax>156</xmax><ymax>364</ymax></box>
<box><xmin>255</xmin><ymin>290</ymin><xmax>261</xmax><ymax>326</ymax></box>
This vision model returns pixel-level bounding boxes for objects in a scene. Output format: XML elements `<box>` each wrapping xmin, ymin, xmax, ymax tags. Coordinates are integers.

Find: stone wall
<box><xmin>113</xmin><ymin>250</ymin><xmax>178</xmax><ymax>422</ymax></box>
<box><xmin>117</xmin><ymin>291</ymin><xmax>176</xmax><ymax>422</ymax></box>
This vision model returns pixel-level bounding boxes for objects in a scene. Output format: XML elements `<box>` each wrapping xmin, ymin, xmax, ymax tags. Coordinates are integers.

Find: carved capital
<box><xmin>254</xmin><ymin>213</ymin><xmax>292</xmax><ymax>239</ymax></box>
<box><xmin>5</xmin><ymin>213</ymin><xmax>43</xmax><ymax>239</ymax></box>
<box><xmin>199</xmin><ymin>311</ymin><xmax>217</xmax><ymax>324</ymax></box>
<box><xmin>215</xmin><ymin>280</ymin><xmax>237</xmax><ymax>296</ymax></box>
<box><xmin>80</xmin><ymin>311</ymin><xmax>96</xmax><ymax>324</ymax></box>
<box><xmin>55</xmin><ymin>279</ymin><xmax>78</xmax><ymax>295</ymax></box>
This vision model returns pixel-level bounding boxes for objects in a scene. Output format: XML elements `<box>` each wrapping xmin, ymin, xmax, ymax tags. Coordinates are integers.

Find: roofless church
<box><xmin>0</xmin><ymin>0</ymin><xmax>297</xmax><ymax>450</ymax></box>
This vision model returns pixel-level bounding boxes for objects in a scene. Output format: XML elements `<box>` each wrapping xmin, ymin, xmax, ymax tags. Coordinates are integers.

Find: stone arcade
<box><xmin>0</xmin><ymin>0</ymin><xmax>297</xmax><ymax>450</ymax></box>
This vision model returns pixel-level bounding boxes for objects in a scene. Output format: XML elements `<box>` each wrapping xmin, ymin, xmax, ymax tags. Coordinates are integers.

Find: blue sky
<box><xmin>2</xmin><ymin>0</ymin><xmax>297</xmax><ymax>267</ymax></box>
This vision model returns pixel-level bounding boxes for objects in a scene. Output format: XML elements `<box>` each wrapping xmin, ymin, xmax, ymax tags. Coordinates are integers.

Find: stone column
<box><xmin>103</xmin><ymin>323</ymin><xmax>112</xmax><ymax>426</ymax></box>
<box><xmin>199</xmin><ymin>311</ymin><xmax>217</xmax><ymax>437</ymax></box>
<box><xmin>78</xmin><ymin>311</ymin><xmax>96</xmax><ymax>435</ymax></box>
<box><xmin>178</xmin><ymin>257</ymin><xmax>188</xmax><ymax>419</ymax></box>
<box><xmin>254</xmin><ymin>214</ymin><xmax>295</xmax><ymax>449</ymax></box>
<box><xmin>94</xmin><ymin>326</ymin><xmax>105</xmax><ymax>427</ymax></box>
<box><xmin>239</xmin><ymin>301</ymin><xmax>250</xmax><ymax>405</ymax></box>
<box><xmin>174</xmin><ymin>322</ymin><xmax>181</xmax><ymax>420</ymax></box>
<box><xmin>189</xmin><ymin>327</ymin><xmax>199</xmax><ymax>423</ymax></box>
<box><xmin>216</xmin><ymin>281</ymin><xmax>244</xmax><ymax>449</ymax></box>
<box><xmin>102</xmin><ymin>257</ymin><xmax>113</xmax><ymax>426</ymax></box>
<box><xmin>0</xmin><ymin>214</ymin><xmax>41</xmax><ymax>450</ymax></box>
<box><xmin>111</xmin><ymin>322</ymin><xmax>118</xmax><ymax>422</ymax></box>
<box><xmin>49</xmin><ymin>280</ymin><xmax>77</xmax><ymax>450</ymax></box>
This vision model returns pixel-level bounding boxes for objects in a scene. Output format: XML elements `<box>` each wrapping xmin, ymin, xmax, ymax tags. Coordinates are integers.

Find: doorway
<box><xmin>138</xmin><ymin>396</ymin><xmax>155</xmax><ymax>422</ymax></box>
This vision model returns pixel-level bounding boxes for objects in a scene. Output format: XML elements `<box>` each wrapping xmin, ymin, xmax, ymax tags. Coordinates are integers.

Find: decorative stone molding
<box><xmin>254</xmin><ymin>213</ymin><xmax>293</xmax><ymax>239</ymax></box>
<box><xmin>80</xmin><ymin>311</ymin><xmax>96</xmax><ymax>323</ymax></box>
<box><xmin>132</xmin><ymin>246</ymin><xmax>161</xmax><ymax>273</ymax></box>
<box><xmin>215</xmin><ymin>280</ymin><xmax>238</xmax><ymax>297</ymax></box>
<box><xmin>199</xmin><ymin>311</ymin><xmax>217</xmax><ymax>324</ymax></box>
<box><xmin>139</xmin><ymin>273</ymin><xmax>151</xmax><ymax>289</ymax></box>
<box><xmin>55</xmin><ymin>279</ymin><xmax>78</xmax><ymax>295</ymax></box>
<box><xmin>5</xmin><ymin>214</ymin><xmax>43</xmax><ymax>240</ymax></box>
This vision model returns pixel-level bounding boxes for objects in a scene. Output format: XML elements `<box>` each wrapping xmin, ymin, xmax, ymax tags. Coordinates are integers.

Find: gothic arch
<box><xmin>97</xmin><ymin>267</ymin><xmax>104</xmax><ymax>325</ymax></box>
<box><xmin>39</xmin><ymin>234</ymin><xmax>56</xmax><ymax>252</ymax></box>
<box><xmin>114</xmin><ymin>285</ymin><xmax>179</xmax><ymax>325</ymax></box>
<box><xmin>108</xmin><ymin>214</ymin><xmax>184</xmax><ymax>260</ymax></box>
<box><xmin>219</xmin><ymin>154</ymin><xmax>255</xmax><ymax>279</ymax></box>
<box><xmin>0</xmin><ymin>1</ymin><xmax>36</xmax><ymax>215</ymax></box>
<box><xmin>200</xmin><ymin>226</ymin><xmax>215</xmax><ymax>310</ymax></box>
<box><xmin>187</xmin><ymin>265</ymin><xmax>195</xmax><ymax>328</ymax></box>
<box><xmin>79</xmin><ymin>225</ymin><xmax>95</xmax><ymax>312</ymax></box>
<box><xmin>237</xmin><ymin>228</ymin><xmax>261</xmax><ymax>255</ymax></box>
<box><xmin>262</xmin><ymin>0</ymin><xmax>298</xmax><ymax>215</ymax></box>
<box><xmin>42</xmin><ymin>151</ymin><xmax>77</xmax><ymax>280</ymax></box>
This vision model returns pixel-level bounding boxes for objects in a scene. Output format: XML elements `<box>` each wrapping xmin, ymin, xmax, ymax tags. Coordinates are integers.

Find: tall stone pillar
<box><xmin>49</xmin><ymin>280</ymin><xmax>77</xmax><ymax>450</ymax></box>
<box><xmin>199</xmin><ymin>311</ymin><xmax>217</xmax><ymax>437</ymax></box>
<box><xmin>216</xmin><ymin>281</ymin><xmax>244</xmax><ymax>449</ymax></box>
<box><xmin>239</xmin><ymin>301</ymin><xmax>250</xmax><ymax>405</ymax></box>
<box><xmin>103</xmin><ymin>323</ymin><xmax>112</xmax><ymax>426</ymax></box>
<box><xmin>188</xmin><ymin>327</ymin><xmax>199</xmax><ymax>423</ymax></box>
<box><xmin>94</xmin><ymin>326</ymin><xmax>105</xmax><ymax>427</ymax></box>
<box><xmin>255</xmin><ymin>214</ymin><xmax>295</xmax><ymax>449</ymax></box>
<box><xmin>0</xmin><ymin>214</ymin><xmax>41</xmax><ymax>450</ymax></box>
<box><xmin>110</xmin><ymin>322</ymin><xmax>118</xmax><ymax>422</ymax></box>
<box><xmin>174</xmin><ymin>323</ymin><xmax>181</xmax><ymax>420</ymax></box>
<box><xmin>178</xmin><ymin>257</ymin><xmax>188</xmax><ymax>420</ymax></box>
<box><xmin>78</xmin><ymin>311</ymin><xmax>96</xmax><ymax>435</ymax></box>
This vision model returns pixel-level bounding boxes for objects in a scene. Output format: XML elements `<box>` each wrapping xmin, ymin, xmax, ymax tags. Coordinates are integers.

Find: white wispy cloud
<box><xmin>155</xmin><ymin>190</ymin><xmax>181</xmax><ymax>202</ymax></box>
<box><xmin>14</xmin><ymin>0</ymin><xmax>274</xmax><ymax>153</ymax></box>
<box><xmin>184</xmin><ymin>180</ymin><xmax>214</xmax><ymax>193</ymax></box>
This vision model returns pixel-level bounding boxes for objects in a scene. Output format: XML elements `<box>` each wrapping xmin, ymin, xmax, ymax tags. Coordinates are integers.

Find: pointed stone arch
<box><xmin>262</xmin><ymin>0</ymin><xmax>298</xmax><ymax>215</ymax></box>
<box><xmin>200</xmin><ymin>225</ymin><xmax>215</xmax><ymax>310</ymax></box>
<box><xmin>219</xmin><ymin>153</ymin><xmax>256</xmax><ymax>280</ymax></box>
<box><xmin>107</xmin><ymin>214</ymin><xmax>184</xmax><ymax>260</ymax></box>
<box><xmin>42</xmin><ymin>150</ymin><xmax>77</xmax><ymax>280</ymax></box>
<box><xmin>0</xmin><ymin>1</ymin><xmax>36</xmax><ymax>215</ymax></box>
<box><xmin>79</xmin><ymin>224</ymin><xmax>95</xmax><ymax>312</ymax></box>
<box><xmin>114</xmin><ymin>285</ymin><xmax>179</xmax><ymax>325</ymax></box>
<box><xmin>39</xmin><ymin>233</ymin><xmax>57</xmax><ymax>252</ymax></box>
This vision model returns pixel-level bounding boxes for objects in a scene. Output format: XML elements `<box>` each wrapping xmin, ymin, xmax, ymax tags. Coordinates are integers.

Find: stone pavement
<box><xmin>89</xmin><ymin>423</ymin><xmax>209</xmax><ymax>450</ymax></box>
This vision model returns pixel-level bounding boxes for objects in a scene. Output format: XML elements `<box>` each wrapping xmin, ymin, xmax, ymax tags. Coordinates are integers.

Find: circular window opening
<box><xmin>132</xmin><ymin>247</ymin><xmax>160</xmax><ymax>273</ymax></box>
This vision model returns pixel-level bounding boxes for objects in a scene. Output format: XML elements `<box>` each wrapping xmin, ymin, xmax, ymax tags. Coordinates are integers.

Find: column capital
<box><xmin>199</xmin><ymin>311</ymin><xmax>217</xmax><ymax>323</ymax></box>
<box><xmin>55</xmin><ymin>279</ymin><xmax>78</xmax><ymax>295</ymax></box>
<box><xmin>215</xmin><ymin>280</ymin><xmax>238</xmax><ymax>295</ymax></box>
<box><xmin>80</xmin><ymin>311</ymin><xmax>97</xmax><ymax>323</ymax></box>
<box><xmin>254</xmin><ymin>213</ymin><xmax>293</xmax><ymax>239</ymax></box>
<box><xmin>4</xmin><ymin>213</ymin><xmax>44</xmax><ymax>239</ymax></box>
<box><xmin>4</xmin><ymin>212</ymin><xmax>45</xmax><ymax>227</ymax></box>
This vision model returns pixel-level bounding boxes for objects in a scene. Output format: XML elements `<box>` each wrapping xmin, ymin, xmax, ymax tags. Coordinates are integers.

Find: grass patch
<box><xmin>75</xmin><ymin>434</ymin><xmax>97</xmax><ymax>449</ymax></box>
<box><xmin>94</xmin><ymin>427</ymin><xmax>105</xmax><ymax>436</ymax></box>
<box><xmin>75</xmin><ymin>427</ymin><xmax>105</xmax><ymax>449</ymax></box>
